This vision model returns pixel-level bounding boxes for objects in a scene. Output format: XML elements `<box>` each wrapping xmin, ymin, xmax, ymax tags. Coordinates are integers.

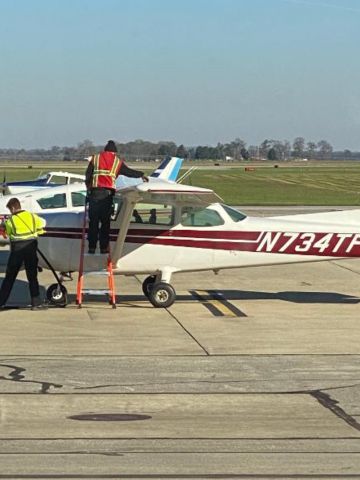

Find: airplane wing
<box><xmin>120</xmin><ymin>180</ymin><xmax>222</xmax><ymax>206</ymax></box>
<box><xmin>111</xmin><ymin>181</ymin><xmax>222</xmax><ymax>263</ymax></box>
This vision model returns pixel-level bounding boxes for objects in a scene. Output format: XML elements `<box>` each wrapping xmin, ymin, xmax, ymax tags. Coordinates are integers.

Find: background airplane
<box><xmin>0</xmin><ymin>157</ymin><xmax>184</xmax><ymax>215</ymax></box>
<box><xmin>1</xmin><ymin>156</ymin><xmax>183</xmax><ymax>195</ymax></box>
<box><xmin>1</xmin><ymin>171</ymin><xmax>85</xmax><ymax>195</ymax></box>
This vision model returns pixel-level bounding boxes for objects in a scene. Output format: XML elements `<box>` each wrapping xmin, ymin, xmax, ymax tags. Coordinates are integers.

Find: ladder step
<box><xmin>84</xmin><ymin>253</ymin><xmax>109</xmax><ymax>257</ymax></box>
<box><xmin>81</xmin><ymin>289</ymin><xmax>111</xmax><ymax>295</ymax></box>
<box><xmin>83</xmin><ymin>271</ymin><xmax>109</xmax><ymax>276</ymax></box>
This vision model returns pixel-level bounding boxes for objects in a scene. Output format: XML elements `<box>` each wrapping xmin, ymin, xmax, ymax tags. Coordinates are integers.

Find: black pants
<box><xmin>88</xmin><ymin>189</ymin><xmax>113</xmax><ymax>251</ymax></box>
<box><xmin>0</xmin><ymin>239</ymin><xmax>39</xmax><ymax>306</ymax></box>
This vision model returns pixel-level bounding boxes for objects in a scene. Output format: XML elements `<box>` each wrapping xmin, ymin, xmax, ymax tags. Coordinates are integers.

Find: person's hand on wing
<box><xmin>142</xmin><ymin>175</ymin><xmax>149</xmax><ymax>182</ymax></box>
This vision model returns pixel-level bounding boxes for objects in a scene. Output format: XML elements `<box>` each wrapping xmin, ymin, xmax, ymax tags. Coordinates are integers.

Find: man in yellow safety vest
<box><xmin>0</xmin><ymin>197</ymin><xmax>46</xmax><ymax>310</ymax></box>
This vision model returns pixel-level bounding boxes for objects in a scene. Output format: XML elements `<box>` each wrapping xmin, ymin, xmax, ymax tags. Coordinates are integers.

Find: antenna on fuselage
<box><xmin>177</xmin><ymin>166</ymin><xmax>197</xmax><ymax>184</ymax></box>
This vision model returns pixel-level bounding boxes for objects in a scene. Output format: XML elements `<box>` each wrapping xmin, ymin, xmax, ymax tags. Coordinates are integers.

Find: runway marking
<box><xmin>191</xmin><ymin>290</ymin><xmax>247</xmax><ymax>317</ymax></box>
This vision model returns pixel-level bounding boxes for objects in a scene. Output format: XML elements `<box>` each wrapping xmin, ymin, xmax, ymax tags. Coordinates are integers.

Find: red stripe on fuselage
<box><xmin>42</xmin><ymin>228</ymin><xmax>360</xmax><ymax>257</ymax></box>
<box><xmin>44</xmin><ymin>227</ymin><xmax>262</xmax><ymax>241</ymax></box>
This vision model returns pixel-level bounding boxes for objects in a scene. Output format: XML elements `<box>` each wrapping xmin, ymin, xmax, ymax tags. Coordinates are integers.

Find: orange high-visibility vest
<box><xmin>91</xmin><ymin>151</ymin><xmax>122</xmax><ymax>190</ymax></box>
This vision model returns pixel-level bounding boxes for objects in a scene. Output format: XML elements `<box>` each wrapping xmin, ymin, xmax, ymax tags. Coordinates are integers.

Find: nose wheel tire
<box><xmin>46</xmin><ymin>283</ymin><xmax>68</xmax><ymax>307</ymax></box>
<box><xmin>142</xmin><ymin>275</ymin><xmax>156</xmax><ymax>298</ymax></box>
<box><xmin>148</xmin><ymin>282</ymin><xmax>176</xmax><ymax>308</ymax></box>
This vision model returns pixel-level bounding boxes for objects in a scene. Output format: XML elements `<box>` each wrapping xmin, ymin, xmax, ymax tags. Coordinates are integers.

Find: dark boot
<box><xmin>31</xmin><ymin>296</ymin><xmax>47</xmax><ymax>311</ymax></box>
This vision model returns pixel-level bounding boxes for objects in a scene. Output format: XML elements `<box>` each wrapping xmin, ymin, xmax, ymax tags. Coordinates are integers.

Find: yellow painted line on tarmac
<box><xmin>191</xmin><ymin>290</ymin><xmax>247</xmax><ymax>317</ymax></box>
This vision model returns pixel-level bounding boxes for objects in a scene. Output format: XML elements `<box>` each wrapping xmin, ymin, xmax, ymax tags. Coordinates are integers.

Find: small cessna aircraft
<box><xmin>1</xmin><ymin>156</ymin><xmax>184</xmax><ymax>196</ymax></box>
<box><xmin>0</xmin><ymin>157</ymin><xmax>184</xmax><ymax>215</ymax></box>
<box><xmin>1</xmin><ymin>171</ymin><xmax>85</xmax><ymax>195</ymax></box>
<box><xmin>31</xmin><ymin>179</ymin><xmax>360</xmax><ymax>308</ymax></box>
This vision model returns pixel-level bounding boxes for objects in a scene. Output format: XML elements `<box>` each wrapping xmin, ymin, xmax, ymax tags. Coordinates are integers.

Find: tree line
<box><xmin>0</xmin><ymin>137</ymin><xmax>359</xmax><ymax>161</ymax></box>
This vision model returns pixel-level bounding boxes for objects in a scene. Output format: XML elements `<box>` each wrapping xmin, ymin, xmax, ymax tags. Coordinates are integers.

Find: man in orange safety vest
<box><xmin>85</xmin><ymin>140</ymin><xmax>148</xmax><ymax>254</ymax></box>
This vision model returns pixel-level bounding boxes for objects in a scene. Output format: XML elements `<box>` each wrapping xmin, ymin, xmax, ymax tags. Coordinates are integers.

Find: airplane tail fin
<box><xmin>150</xmin><ymin>156</ymin><xmax>183</xmax><ymax>181</ymax></box>
<box><xmin>115</xmin><ymin>156</ymin><xmax>183</xmax><ymax>189</ymax></box>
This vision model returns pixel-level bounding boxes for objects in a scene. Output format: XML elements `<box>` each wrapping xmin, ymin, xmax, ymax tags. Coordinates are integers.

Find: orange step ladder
<box><xmin>76</xmin><ymin>203</ymin><xmax>116</xmax><ymax>308</ymax></box>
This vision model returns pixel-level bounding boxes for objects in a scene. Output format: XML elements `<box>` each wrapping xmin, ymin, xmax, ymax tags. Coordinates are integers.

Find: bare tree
<box><xmin>317</xmin><ymin>140</ymin><xmax>333</xmax><ymax>159</ymax></box>
<box><xmin>77</xmin><ymin>139</ymin><xmax>95</xmax><ymax>156</ymax></box>
<box><xmin>306</xmin><ymin>141</ymin><xmax>317</xmax><ymax>159</ymax></box>
<box><xmin>259</xmin><ymin>139</ymin><xmax>272</xmax><ymax>159</ymax></box>
<box><xmin>292</xmin><ymin>137</ymin><xmax>305</xmax><ymax>158</ymax></box>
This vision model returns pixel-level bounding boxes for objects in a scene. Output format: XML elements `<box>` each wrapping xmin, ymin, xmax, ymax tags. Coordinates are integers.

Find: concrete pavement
<box><xmin>0</xmin><ymin>253</ymin><xmax>360</xmax><ymax>476</ymax></box>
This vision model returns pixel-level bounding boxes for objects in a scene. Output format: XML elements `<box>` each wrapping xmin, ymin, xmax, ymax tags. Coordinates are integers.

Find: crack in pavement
<box><xmin>73</xmin><ymin>381</ymin><xmax>360</xmax><ymax>433</ymax></box>
<box><xmin>0</xmin><ymin>364</ymin><xmax>63</xmax><ymax>394</ymax></box>
<box><xmin>74</xmin><ymin>380</ymin><xmax>360</xmax><ymax>391</ymax></box>
<box><xmin>332</xmin><ymin>261</ymin><xmax>360</xmax><ymax>277</ymax></box>
<box><xmin>1</xmin><ymin>364</ymin><xmax>359</xmax><ymax>433</ymax></box>
<box><xmin>310</xmin><ymin>389</ymin><xmax>360</xmax><ymax>432</ymax></box>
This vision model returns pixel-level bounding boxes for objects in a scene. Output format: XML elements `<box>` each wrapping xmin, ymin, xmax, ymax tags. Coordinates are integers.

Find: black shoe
<box><xmin>31</xmin><ymin>304</ymin><xmax>48</xmax><ymax>311</ymax></box>
<box><xmin>88</xmin><ymin>249</ymin><xmax>96</xmax><ymax>254</ymax></box>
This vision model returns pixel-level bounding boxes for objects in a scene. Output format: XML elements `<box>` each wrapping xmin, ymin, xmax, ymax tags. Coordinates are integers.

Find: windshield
<box><xmin>222</xmin><ymin>204</ymin><xmax>247</xmax><ymax>222</ymax></box>
<box><xmin>181</xmin><ymin>206</ymin><xmax>224</xmax><ymax>227</ymax></box>
<box><xmin>37</xmin><ymin>173</ymin><xmax>50</xmax><ymax>181</ymax></box>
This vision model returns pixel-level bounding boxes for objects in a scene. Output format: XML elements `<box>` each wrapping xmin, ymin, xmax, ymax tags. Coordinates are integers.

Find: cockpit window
<box><xmin>37</xmin><ymin>174</ymin><xmax>50</xmax><ymax>181</ymax></box>
<box><xmin>50</xmin><ymin>175</ymin><xmax>67</xmax><ymax>185</ymax></box>
<box><xmin>111</xmin><ymin>199</ymin><xmax>175</xmax><ymax>225</ymax></box>
<box><xmin>181</xmin><ymin>206</ymin><xmax>224</xmax><ymax>227</ymax></box>
<box><xmin>37</xmin><ymin>193</ymin><xmax>66</xmax><ymax>209</ymax></box>
<box><xmin>222</xmin><ymin>204</ymin><xmax>247</xmax><ymax>222</ymax></box>
<box><xmin>69</xmin><ymin>176</ymin><xmax>83</xmax><ymax>184</ymax></box>
<box><xmin>131</xmin><ymin>203</ymin><xmax>174</xmax><ymax>226</ymax></box>
<box><xmin>71</xmin><ymin>191</ymin><xmax>87</xmax><ymax>207</ymax></box>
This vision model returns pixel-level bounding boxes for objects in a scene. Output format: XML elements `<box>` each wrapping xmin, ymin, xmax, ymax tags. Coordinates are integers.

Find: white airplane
<box><xmin>27</xmin><ymin>179</ymin><xmax>360</xmax><ymax>309</ymax></box>
<box><xmin>0</xmin><ymin>157</ymin><xmax>184</xmax><ymax>215</ymax></box>
<box><xmin>1</xmin><ymin>171</ymin><xmax>85</xmax><ymax>195</ymax></box>
<box><xmin>1</xmin><ymin>156</ymin><xmax>184</xmax><ymax>195</ymax></box>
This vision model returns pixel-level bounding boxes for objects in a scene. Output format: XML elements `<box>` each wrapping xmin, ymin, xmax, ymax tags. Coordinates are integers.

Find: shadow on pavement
<box><xmin>191</xmin><ymin>289</ymin><xmax>360</xmax><ymax>304</ymax></box>
<box><xmin>70</xmin><ymin>291</ymin><xmax>360</xmax><ymax>306</ymax></box>
<box><xmin>0</xmin><ymin>276</ymin><xmax>46</xmax><ymax>309</ymax></box>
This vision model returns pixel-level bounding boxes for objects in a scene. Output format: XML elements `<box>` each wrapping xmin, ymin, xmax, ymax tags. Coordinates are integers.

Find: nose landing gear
<box><xmin>46</xmin><ymin>283</ymin><xmax>68</xmax><ymax>307</ymax></box>
<box><xmin>142</xmin><ymin>275</ymin><xmax>176</xmax><ymax>308</ymax></box>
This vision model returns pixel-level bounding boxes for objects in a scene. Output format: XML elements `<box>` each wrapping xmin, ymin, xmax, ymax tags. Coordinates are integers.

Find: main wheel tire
<box><xmin>142</xmin><ymin>275</ymin><xmax>156</xmax><ymax>298</ymax></box>
<box><xmin>148</xmin><ymin>282</ymin><xmax>176</xmax><ymax>308</ymax></box>
<box><xmin>46</xmin><ymin>283</ymin><xmax>68</xmax><ymax>307</ymax></box>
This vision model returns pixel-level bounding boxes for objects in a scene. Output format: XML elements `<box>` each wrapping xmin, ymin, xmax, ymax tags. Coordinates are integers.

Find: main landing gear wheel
<box><xmin>142</xmin><ymin>275</ymin><xmax>156</xmax><ymax>298</ymax></box>
<box><xmin>46</xmin><ymin>283</ymin><xmax>68</xmax><ymax>307</ymax></box>
<box><xmin>148</xmin><ymin>282</ymin><xmax>176</xmax><ymax>308</ymax></box>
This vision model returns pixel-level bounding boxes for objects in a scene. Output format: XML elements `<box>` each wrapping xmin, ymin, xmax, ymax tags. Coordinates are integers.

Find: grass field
<box><xmin>2</xmin><ymin>162</ymin><xmax>360</xmax><ymax>206</ymax></box>
<box><xmin>188</xmin><ymin>166</ymin><xmax>360</xmax><ymax>205</ymax></box>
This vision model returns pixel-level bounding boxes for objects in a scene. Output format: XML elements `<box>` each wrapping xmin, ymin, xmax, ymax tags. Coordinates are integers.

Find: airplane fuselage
<box><xmin>38</xmin><ymin>204</ymin><xmax>360</xmax><ymax>276</ymax></box>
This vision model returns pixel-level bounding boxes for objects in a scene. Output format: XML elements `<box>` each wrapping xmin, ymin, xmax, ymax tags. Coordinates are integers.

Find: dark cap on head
<box><xmin>104</xmin><ymin>140</ymin><xmax>117</xmax><ymax>153</ymax></box>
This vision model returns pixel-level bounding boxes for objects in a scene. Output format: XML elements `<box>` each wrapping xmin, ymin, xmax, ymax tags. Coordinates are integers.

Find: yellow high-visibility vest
<box><xmin>5</xmin><ymin>211</ymin><xmax>45</xmax><ymax>242</ymax></box>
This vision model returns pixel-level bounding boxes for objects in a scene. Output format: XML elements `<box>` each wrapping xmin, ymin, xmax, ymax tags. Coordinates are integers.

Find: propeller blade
<box><xmin>1</xmin><ymin>171</ymin><xmax>6</xmax><ymax>195</ymax></box>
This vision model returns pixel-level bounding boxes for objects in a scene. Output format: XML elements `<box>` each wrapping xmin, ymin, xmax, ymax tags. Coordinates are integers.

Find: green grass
<box><xmin>2</xmin><ymin>163</ymin><xmax>360</xmax><ymax>205</ymax></box>
<box><xmin>186</xmin><ymin>167</ymin><xmax>360</xmax><ymax>205</ymax></box>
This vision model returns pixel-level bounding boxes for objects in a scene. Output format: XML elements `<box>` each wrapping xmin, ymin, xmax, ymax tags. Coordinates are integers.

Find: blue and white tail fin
<box><xmin>150</xmin><ymin>156</ymin><xmax>183</xmax><ymax>182</ymax></box>
<box><xmin>115</xmin><ymin>156</ymin><xmax>183</xmax><ymax>189</ymax></box>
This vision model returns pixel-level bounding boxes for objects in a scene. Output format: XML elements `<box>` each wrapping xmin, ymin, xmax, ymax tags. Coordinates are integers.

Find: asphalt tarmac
<box><xmin>1</xmin><ymin>209</ymin><xmax>360</xmax><ymax>477</ymax></box>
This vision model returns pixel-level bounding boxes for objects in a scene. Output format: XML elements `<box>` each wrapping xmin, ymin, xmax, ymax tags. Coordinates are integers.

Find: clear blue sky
<box><xmin>0</xmin><ymin>0</ymin><xmax>359</xmax><ymax>150</ymax></box>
